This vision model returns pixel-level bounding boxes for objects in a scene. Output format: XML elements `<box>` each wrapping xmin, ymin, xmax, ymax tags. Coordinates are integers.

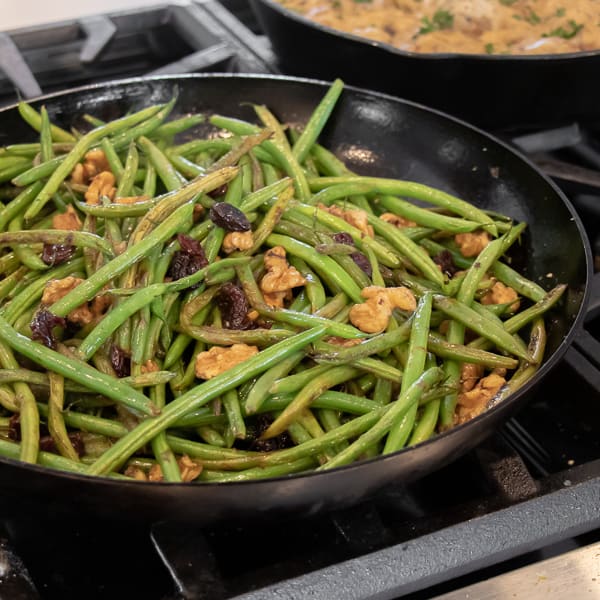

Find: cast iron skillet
<box><xmin>0</xmin><ymin>74</ymin><xmax>592</xmax><ymax>525</ymax></box>
<box><xmin>250</xmin><ymin>0</ymin><xmax>600</xmax><ymax>131</ymax></box>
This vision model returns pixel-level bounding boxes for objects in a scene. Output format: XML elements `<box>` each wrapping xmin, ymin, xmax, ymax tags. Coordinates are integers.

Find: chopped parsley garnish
<box><xmin>499</xmin><ymin>0</ymin><xmax>518</xmax><ymax>5</ymax></box>
<box><xmin>555</xmin><ymin>8</ymin><xmax>566</xmax><ymax>17</ymax></box>
<box><xmin>352</xmin><ymin>0</ymin><xmax>373</xmax><ymax>3</ymax></box>
<box><xmin>513</xmin><ymin>9</ymin><xmax>541</xmax><ymax>24</ymax></box>
<box><xmin>418</xmin><ymin>10</ymin><xmax>453</xmax><ymax>35</ymax></box>
<box><xmin>542</xmin><ymin>20</ymin><xmax>584</xmax><ymax>39</ymax></box>
<box><xmin>485</xmin><ymin>43</ymin><xmax>495</xmax><ymax>54</ymax></box>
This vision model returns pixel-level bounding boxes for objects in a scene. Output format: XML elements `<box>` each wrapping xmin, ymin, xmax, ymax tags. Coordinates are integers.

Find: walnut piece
<box><xmin>70</xmin><ymin>149</ymin><xmax>111</xmax><ymax>185</ymax></box>
<box><xmin>349</xmin><ymin>285</ymin><xmax>417</xmax><ymax>333</ymax></box>
<box><xmin>454</xmin><ymin>230</ymin><xmax>491</xmax><ymax>257</ymax></box>
<box><xmin>460</xmin><ymin>362</ymin><xmax>484</xmax><ymax>393</ymax></box>
<box><xmin>124</xmin><ymin>466</ymin><xmax>148</xmax><ymax>481</ymax></box>
<box><xmin>195</xmin><ymin>343</ymin><xmax>259</xmax><ymax>379</ymax></box>
<box><xmin>380</xmin><ymin>212</ymin><xmax>417</xmax><ymax>228</ymax></box>
<box><xmin>481</xmin><ymin>281</ymin><xmax>520</xmax><ymax>312</ymax></box>
<box><xmin>260</xmin><ymin>246</ymin><xmax>306</xmax><ymax>308</ymax></box>
<box><xmin>145</xmin><ymin>455</ymin><xmax>203</xmax><ymax>483</ymax></box>
<box><xmin>85</xmin><ymin>171</ymin><xmax>116</xmax><ymax>205</ymax></box>
<box><xmin>456</xmin><ymin>370</ymin><xmax>507</xmax><ymax>423</ymax></box>
<box><xmin>140</xmin><ymin>359</ymin><xmax>160</xmax><ymax>374</ymax></box>
<box><xmin>223</xmin><ymin>230</ymin><xmax>254</xmax><ymax>253</ymax></box>
<box><xmin>42</xmin><ymin>276</ymin><xmax>111</xmax><ymax>326</ymax></box>
<box><xmin>319</xmin><ymin>203</ymin><xmax>374</xmax><ymax>237</ymax></box>
<box><xmin>52</xmin><ymin>204</ymin><xmax>82</xmax><ymax>231</ymax></box>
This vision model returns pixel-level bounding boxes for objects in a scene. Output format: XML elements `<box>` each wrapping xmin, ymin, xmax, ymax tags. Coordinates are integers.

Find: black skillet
<box><xmin>0</xmin><ymin>74</ymin><xmax>592</xmax><ymax>525</ymax></box>
<box><xmin>249</xmin><ymin>0</ymin><xmax>600</xmax><ymax>131</ymax></box>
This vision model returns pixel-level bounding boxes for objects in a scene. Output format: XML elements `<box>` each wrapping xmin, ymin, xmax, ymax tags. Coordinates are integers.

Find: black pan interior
<box><xmin>0</xmin><ymin>74</ymin><xmax>591</xmax><ymax>524</ymax></box>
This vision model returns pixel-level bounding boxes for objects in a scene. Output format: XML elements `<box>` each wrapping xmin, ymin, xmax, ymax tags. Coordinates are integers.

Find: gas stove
<box><xmin>0</xmin><ymin>3</ymin><xmax>599</xmax><ymax>599</ymax></box>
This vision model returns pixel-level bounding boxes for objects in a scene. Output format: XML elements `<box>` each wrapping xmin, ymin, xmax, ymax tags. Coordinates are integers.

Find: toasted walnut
<box><xmin>380</xmin><ymin>212</ymin><xmax>417</xmax><ymax>228</ymax></box>
<box><xmin>114</xmin><ymin>194</ymin><xmax>150</xmax><ymax>205</ymax></box>
<box><xmin>52</xmin><ymin>204</ymin><xmax>82</xmax><ymax>231</ymax></box>
<box><xmin>71</xmin><ymin>149</ymin><xmax>111</xmax><ymax>185</ymax></box>
<box><xmin>349</xmin><ymin>285</ymin><xmax>416</xmax><ymax>333</ymax></box>
<box><xmin>124</xmin><ymin>466</ymin><xmax>148</xmax><ymax>481</ymax></box>
<box><xmin>148</xmin><ymin>463</ymin><xmax>163</xmax><ymax>482</ymax></box>
<box><xmin>455</xmin><ymin>230</ymin><xmax>491</xmax><ymax>257</ymax></box>
<box><xmin>85</xmin><ymin>171</ymin><xmax>116</xmax><ymax>205</ymax></box>
<box><xmin>195</xmin><ymin>344</ymin><xmax>259</xmax><ymax>379</ymax></box>
<box><xmin>260</xmin><ymin>246</ymin><xmax>306</xmax><ymax>308</ymax></box>
<box><xmin>481</xmin><ymin>281</ymin><xmax>520</xmax><ymax>312</ymax></box>
<box><xmin>144</xmin><ymin>455</ymin><xmax>202</xmax><ymax>483</ymax></box>
<box><xmin>460</xmin><ymin>363</ymin><xmax>484</xmax><ymax>393</ymax></box>
<box><xmin>42</xmin><ymin>276</ymin><xmax>111</xmax><ymax>326</ymax></box>
<box><xmin>319</xmin><ymin>203</ymin><xmax>374</xmax><ymax>237</ymax></box>
<box><xmin>140</xmin><ymin>360</ymin><xmax>160</xmax><ymax>374</ymax></box>
<box><xmin>178</xmin><ymin>455</ymin><xmax>203</xmax><ymax>482</ymax></box>
<box><xmin>456</xmin><ymin>370</ymin><xmax>507</xmax><ymax>423</ymax></box>
<box><xmin>223</xmin><ymin>230</ymin><xmax>254</xmax><ymax>253</ymax></box>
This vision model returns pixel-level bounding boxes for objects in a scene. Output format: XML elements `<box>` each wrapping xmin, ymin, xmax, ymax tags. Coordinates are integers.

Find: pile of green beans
<box><xmin>0</xmin><ymin>79</ymin><xmax>565</xmax><ymax>483</ymax></box>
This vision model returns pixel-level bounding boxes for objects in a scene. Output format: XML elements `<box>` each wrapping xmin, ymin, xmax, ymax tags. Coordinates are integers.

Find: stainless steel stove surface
<box><xmin>0</xmin><ymin>3</ymin><xmax>599</xmax><ymax>599</ymax></box>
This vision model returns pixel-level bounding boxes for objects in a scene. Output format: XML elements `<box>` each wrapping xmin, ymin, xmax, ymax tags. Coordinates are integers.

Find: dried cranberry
<box><xmin>42</xmin><ymin>244</ymin><xmax>76</xmax><ymax>266</ymax></box>
<box><xmin>351</xmin><ymin>252</ymin><xmax>373</xmax><ymax>278</ymax></box>
<box><xmin>236</xmin><ymin>415</ymin><xmax>292</xmax><ymax>452</ymax></box>
<box><xmin>167</xmin><ymin>233</ymin><xmax>208</xmax><ymax>284</ymax></box>
<box><xmin>209</xmin><ymin>202</ymin><xmax>251</xmax><ymax>232</ymax></box>
<box><xmin>40</xmin><ymin>432</ymin><xmax>84</xmax><ymax>456</ymax></box>
<box><xmin>434</xmin><ymin>249</ymin><xmax>459</xmax><ymax>277</ymax></box>
<box><xmin>30</xmin><ymin>310</ymin><xmax>66</xmax><ymax>349</ymax></box>
<box><xmin>207</xmin><ymin>184</ymin><xmax>228</xmax><ymax>199</ymax></box>
<box><xmin>216</xmin><ymin>283</ymin><xmax>256</xmax><ymax>330</ymax></box>
<box><xmin>110</xmin><ymin>345</ymin><xmax>131</xmax><ymax>378</ymax></box>
<box><xmin>332</xmin><ymin>232</ymin><xmax>355</xmax><ymax>246</ymax></box>
<box><xmin>8</xmin><ymin>414</ymin><xmax>20</xmax><ymax>441</ymax></box>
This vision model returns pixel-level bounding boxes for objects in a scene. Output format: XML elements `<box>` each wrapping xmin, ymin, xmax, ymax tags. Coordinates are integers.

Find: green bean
<box><xmin>152</xmin><ymin>113</ymin><xmax>205</xmax><ymax>138</ymax></box>
<box><xmin>0</xmin><ymin>314</ymin><xmax>159</xmax><ymax>416</ymax></box>
<box><xmin>115</xmin><ymin>141</ymin><xmax>139</xmax><ymax>197</ymax></box>
<box><xmin>266</xmin><ymin>233</ymin><xmax>363</xmax><ymax>302</ymax></box>
<box><xmin>17</xmin><ymin>101</ymin><xmax>76</xmax><ymax>143</ymax></box>
<box><xmin>426</xmin><ymin>333</ymin><xmax>518</xmax><ymax>369</ymax></box>
<box><xmin>244</xmin><ymin>351</ymin><xmax>304</xmax><ymax>414</ymax></box>
<box><xmin>0</xmin><ymin>229</ymin><xmax>114</xmax><ymax>259</ymax></box>
<box><xmin>7</xmin><ymin>216</ymin><xmax>49</xmax><ymax>271</ymax></box>
<box><xmin>48</xmin><ymin>202</ymin><xmax>194</xmax><ymax>318</ymax></box>
<box><xmin>384</xmin><ymin>292</ymin><xmax>433</xmax><ymax>453</ymax></box>
<box><xmin>288</xmin><ymin>256</ymin><xmax>327</xmax><ymax>312</ymax></box>
<box><xmin>0</xmin><ymin>182</ymin><xmax>43</xmax><ymax>231</ymax></box>
<box><xmin>290</xmin><ymin>202</ymin><xmax>401</xmax><ymax>268</ymax></box>
<box><xmin>369</xmin><ymin>215</ymin><xmax>445</xmax><ymax>286</ymax></box>
<box><xmin>433</xmin><ymin>294</ymin><xmax>533</xmax><ymax>360</ymax></box>
<box><xmin>309</xmin><ymin>176</ymin><xmax>498</xmax><ymax>235</ymax></box>
<box><xmin>262</xmin><ymin>365</ymin><xmax>360</xmax><ymax>439</ymax></box>
<box><xmin>151</xmin><ymin>382</ymin><xmax>182</xmax><ymax>482</ymax></box>
<box><xmin>137</xmin><ymin>136</ymin><xmax>186</xmax><ymax>191</ymax></box>
<box><xmin>24</xmin><ymin>104</ymin><xmax>165</xmax><ymax>220</ymax></box>
<box><xmin>47</xmin><ymin>373</ymin><xmax>80</xmax><ymax>461</ymax></box>
<box><xmin>222</xmin><ymin>388</ymin><xmax>246</xmax><ymax>439</ymax></box>
<box><xmin>100</xmin><ymin>138</ymin><xmax>124</xmax><ymax>180</ymax></box>
<box><xmin>40</xmin><ymin>106</ymin><xmax>54</xmax><ymax>163</ymax></box>
<box><xmin>86</xmin><ymin>326</ymin><xmax>328</xmax><ymax>475</ymax></box>
<box><xmin>292</xmin><ymin>78</ymin><xmax>344</xmax><ymax>163</ymax></box>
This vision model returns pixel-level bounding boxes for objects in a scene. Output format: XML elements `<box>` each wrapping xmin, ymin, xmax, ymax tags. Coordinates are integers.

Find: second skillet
<box><xmin>0</xmin><ymin>74</ymin><xmax>591</xmax><ymax>525</ymax></box>
<box><xmin>249</xmin><ymin>0</ymin><xmax>600</xmax><ymax>131</ymax></box>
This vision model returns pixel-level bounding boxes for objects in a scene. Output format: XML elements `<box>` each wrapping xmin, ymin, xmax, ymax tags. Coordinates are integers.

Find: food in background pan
<box><xmin>275</xmin><ymin>0</ymin><xmax>599</xmax><ymax>55</ymax></box>
<box><xmin>0</xmin><ymin>79</ymin><xmax>564</xmax><ymax>483</ymax></box>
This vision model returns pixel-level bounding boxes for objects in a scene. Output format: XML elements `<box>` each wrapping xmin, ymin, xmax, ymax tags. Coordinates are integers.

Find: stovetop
<box><xmin>0</xmin><ymin>2</ymin><xmax>599</xmax><ymax>599</ymax></box>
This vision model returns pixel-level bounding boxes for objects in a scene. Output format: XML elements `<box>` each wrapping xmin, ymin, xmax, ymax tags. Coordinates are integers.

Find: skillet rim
<box><xmin>0</xmin><ymin>72</ymin><xmax>592</xmax><ymax>490</ymax></box>
<box><xmin>250</xmin><ymin>0</ymin><xmax>600</xmax><ymax>62</ymax></box>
